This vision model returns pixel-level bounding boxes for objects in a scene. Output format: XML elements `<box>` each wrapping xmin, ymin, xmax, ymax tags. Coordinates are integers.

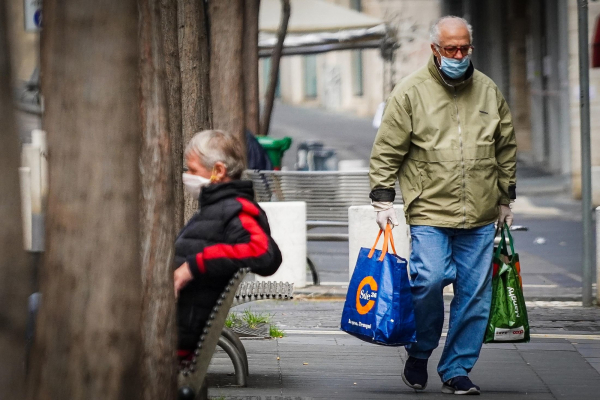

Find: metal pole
<box><xmin>578</xmin><ymin>0</ymin><xmax>594</xmax><ymax>307</ymax></box>
<box><xmin>595</xmin><ymin>207</ymin><xmax>600</xmax><ymax>303</ymax></box>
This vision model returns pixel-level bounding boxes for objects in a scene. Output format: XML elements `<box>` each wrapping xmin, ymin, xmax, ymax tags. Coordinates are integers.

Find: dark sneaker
<box><xmin>401</xmin><ymin>356</ymin><xmax>428</xmax><ymax>390</ymax></box>
<box><xmin>441</xmin><ymin>376</ymin><xmax>481</xmax><ymax>395</ymax></box>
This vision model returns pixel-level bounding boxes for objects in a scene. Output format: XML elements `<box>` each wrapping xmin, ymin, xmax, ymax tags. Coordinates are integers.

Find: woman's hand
<box><xmin>174</xmin><ymin>263</ymin><xmax>193</xmax><ymax>299</ymax></box>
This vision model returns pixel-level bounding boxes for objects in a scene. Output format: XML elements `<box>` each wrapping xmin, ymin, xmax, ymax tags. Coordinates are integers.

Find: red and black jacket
<box><xmin>174</xmin><ymin>180</ymin><xmax>281</xmax><ymax>350</ymax></box>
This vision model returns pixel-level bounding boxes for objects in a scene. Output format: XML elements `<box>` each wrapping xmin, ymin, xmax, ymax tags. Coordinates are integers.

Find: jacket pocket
<box><xmin>467</xmin><ymin>158</ymin><xmax>499</xmax><ymax>222</ymax></box>
<box><xmin>399</xmin><ymin>159</ymin><xmax>423</xmax><ymax>211</ymax></box>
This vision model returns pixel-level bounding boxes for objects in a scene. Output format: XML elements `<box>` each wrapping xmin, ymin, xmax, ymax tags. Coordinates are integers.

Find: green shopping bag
<box><xmin>484</xmin><ymin>224</ymin><xmax>530</xmax><ymax>343</ymax></box>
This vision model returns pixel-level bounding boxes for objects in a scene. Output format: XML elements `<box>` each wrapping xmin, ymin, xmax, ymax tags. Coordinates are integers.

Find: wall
<box><xmin>568</xmin><ymin>0</ymin><xmax>600</xmax><ymax>201</ymax></box>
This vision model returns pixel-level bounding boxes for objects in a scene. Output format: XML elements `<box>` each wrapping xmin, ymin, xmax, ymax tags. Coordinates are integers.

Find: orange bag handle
<box><xmin>368</xmin><ymin>224</ymin><xmax>397</xmax><ymax>261</ymax></box>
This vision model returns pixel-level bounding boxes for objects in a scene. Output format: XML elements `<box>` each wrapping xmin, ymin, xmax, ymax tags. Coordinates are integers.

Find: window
<box><xmin>304</xmin><ymin>55</ymin><xmax>318</xmax><ymax>98</ymax></box>
<box><xmin>350</xmin><ymin>0</ymin><xmax>363</xmax><ymax>97</ymax></box>
<box><xmin>351</xmin><ymin>50</ymin><xmax>364</xmax><ymax>97</ymax></box>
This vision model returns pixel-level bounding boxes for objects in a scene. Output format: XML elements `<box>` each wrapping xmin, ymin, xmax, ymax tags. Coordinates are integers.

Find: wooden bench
<box><xmin>177</xmin><ymin>270</ymin><xmax>294</xmax><ymax>400</ymax></box>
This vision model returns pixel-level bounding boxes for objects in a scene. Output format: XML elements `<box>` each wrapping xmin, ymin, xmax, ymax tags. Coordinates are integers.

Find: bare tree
<box><xmin>139</xmin><ymin>0</ymin><xmax>177</xmax><ymax>398</ymax></box>
<box><xmin>244</xmin><ymin>0</ymin><xmax>261</xmax><ymax>136</ymax></box>
<box><xmin>178</xmin><ymin>0</ymin><xmax>212</xmax><ymax>220</ymax></box>
<box><xmin>0</xmin><ymin>2</ymin><xmax>30</xmax><ymax>398</ymax></box>
<box><xmin>27</xmin><ymin>0</ymin><xmax>143</xmax><ymax>398</ymax></box>
<box><xmin>160</xmin><ymin>0</ymin><xmax>184</xmax><ymax>231</ymax></box>
<box><xmin>260</xmin><ymin>0</ymin><xmax>290</xmax><ymax>136</ymax></box>
<box><xmin>208</xmin><ymin>0</ymin><xmax>246</xmax><ymax>161</ymax></box>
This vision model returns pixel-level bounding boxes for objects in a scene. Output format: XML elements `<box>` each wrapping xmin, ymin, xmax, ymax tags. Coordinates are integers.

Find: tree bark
<box><xmin>243</xmin><ymin>0</ymin><xmax>261</xmax><ymax>136</ymax></box>
<box><xmin>160</xmin><ymin>0</ymin><xmax>184</xmax><ymax>232</ymax></box>
<box><xmin>178</xmin><ymin>0</ymin><xmax>212</xmax><ymax>221</ymax></box>
<box><xmin>0</xmin><ymin>2</ymin><xmax>30</xmax><ymax>398</ymax></box>
<box><xmin>27</xmin><ymin>0</ymin><xmax>143</xmax><ymax>398</ymax></box>
<box><xmin>208</xmin><ymin>0</ymin><xmax>246</xmax><ymax>161</ymax></box>
<box><xmin>260</xmin><ymin>0</ymin><xmax>290</xmax><ymax>136</ymax></box>
<box><xmin>139</xmin><ymin>0</ymin><xmax>177</xmax><ymax>399</ymax></box>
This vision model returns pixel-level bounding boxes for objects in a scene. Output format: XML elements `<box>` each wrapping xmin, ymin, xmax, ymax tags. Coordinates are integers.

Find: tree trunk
<box><xmin>178</xmin><ymin>0</ymin><xmax>212</xmax><ymax>221</ymax></box>
<box><xmin>208</xmin><ymin>0</ymin><xmax>246</xmax><ymax>162</ymax></box>
<box><xmin>243</xmin><ymin>0</ymin><xmax>261</xmax><ymax>136</ymax></box>
<box><xmin>139</xmin><ymin>0</ymin><xmax>177</xmax><ymax>399</ymax></box>
<box><xmin>160</xmin><ymin>0</ymin><xmax>184</xmax><ymax>232</ymax></box>
<box><xmin>260</xmin><ymin>0</ymin><xmax>290</xmax><ymax>136</ymax></box>
<box><xmin>0</xmin><ymin>2</ymin><xmax>30</xmax><ymax>398</ymax></box>
<box><xmin>27</xmin><ymin>0</ymin><xmax>143</xmax><ymax>398</ymax></box>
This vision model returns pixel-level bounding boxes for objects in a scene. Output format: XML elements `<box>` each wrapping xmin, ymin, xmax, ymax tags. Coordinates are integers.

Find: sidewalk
<box><xmin>207</xmin><ymin>300</ymin><xmax>600</xmax><ymax>399</ymax></box>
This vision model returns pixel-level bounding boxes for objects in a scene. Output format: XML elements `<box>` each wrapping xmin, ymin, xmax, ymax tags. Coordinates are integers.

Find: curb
<box><xmin>293</xmin><ymin>285</ymin><xmax>586</xmax><ymax>303</ymax></box>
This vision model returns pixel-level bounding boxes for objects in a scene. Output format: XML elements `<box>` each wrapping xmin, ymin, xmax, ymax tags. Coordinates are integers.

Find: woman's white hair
<box><xmin>184</xmin><ymin>129</ymin><xmax>245</xmax><ymax>179</ymax></box>
<box><xmin>430</xmin><ymin>16</ymin><xmax>473</xmax><ymax>45</ymax></box>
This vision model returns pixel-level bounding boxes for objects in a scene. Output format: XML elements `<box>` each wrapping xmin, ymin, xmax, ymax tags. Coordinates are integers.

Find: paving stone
<box><xmin>515</xmin><ymin>342</ymin><xmax>575</xmax><ymax>351</ymax></box>
<box><xmin>589</xmin><ymin>362</ymin><xmax>600</xmax><ymax>374</ymax></box>
<box><xmin>574</xmin><ymin>348</ymin><xmax>600</xmax><ymax>358</ymax></box>
<box><xmin>520</xmin><ymin>351</ymin><xmax>600</xmax><ymax>399</ymax></box>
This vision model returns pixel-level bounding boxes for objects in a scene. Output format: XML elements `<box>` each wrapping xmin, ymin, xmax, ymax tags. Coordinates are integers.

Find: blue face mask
<box><xmin>438</xmin><ymin>54</ymin><xmax>470</xmax><ymax>79</ymax></box>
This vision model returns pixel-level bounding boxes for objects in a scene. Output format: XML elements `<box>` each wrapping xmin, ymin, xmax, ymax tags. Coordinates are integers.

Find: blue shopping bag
<box><xmin>341</xmin><ymin>224</ymin><xmax>416</xmax><ymax>346</ymax></box>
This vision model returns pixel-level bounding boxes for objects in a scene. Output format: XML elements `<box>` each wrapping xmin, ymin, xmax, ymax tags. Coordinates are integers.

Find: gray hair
<box><xmin>184</xmin><ymin>129</ymin><xmax>245</xmax><ymax>179</ymax></box>
<box><xmin>430</xmin><ymin>16</ymin><xmax>473</xmax><ymax>45</ymax></box>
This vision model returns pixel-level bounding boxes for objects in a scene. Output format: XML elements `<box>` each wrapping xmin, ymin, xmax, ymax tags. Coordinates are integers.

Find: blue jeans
<box><xmin>405</xmin><ymin>223</ymin><xmax>495</xmax><ymax>382</ymax></box>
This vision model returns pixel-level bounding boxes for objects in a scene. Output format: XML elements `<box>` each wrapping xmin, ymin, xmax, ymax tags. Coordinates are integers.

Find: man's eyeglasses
<box><xmin>435</xmin><ymin>44</ymin><xmax>474</xmax><ymax>57</ymax></box>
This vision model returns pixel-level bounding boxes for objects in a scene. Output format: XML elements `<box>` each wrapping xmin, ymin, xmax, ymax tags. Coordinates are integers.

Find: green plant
<box><xmin>225</xmin><ymin>312</ymin><xmax>242</xmax><ymax>328</ymax></box>
<box><xmin>269</xmin><ymin>325</ymin><xmax>285</xmax><ymax>338</ymax></box>
<box><xmin>241</xmin><ymin>309</ymin><xmax>270</xmax><ymax>328</ymax></box>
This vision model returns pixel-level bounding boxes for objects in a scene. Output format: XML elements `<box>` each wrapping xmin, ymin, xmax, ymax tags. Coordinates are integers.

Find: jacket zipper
<box><xmin>454</xmin><ymin>90</ymin><xmax>467</xmax><ymax>228</ymax></box>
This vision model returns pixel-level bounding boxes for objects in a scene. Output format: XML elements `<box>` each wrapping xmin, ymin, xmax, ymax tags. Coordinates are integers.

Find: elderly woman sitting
<box><xmin>173</xmin><ymin>129</ymin><xmax>282</xmax><ymax>356</ymax></box>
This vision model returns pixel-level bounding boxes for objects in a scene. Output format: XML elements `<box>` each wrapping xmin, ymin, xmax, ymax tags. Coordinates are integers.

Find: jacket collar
<box><xmin>427</xmin><ymin>54</ymin><xmax>474</xmax><ymax>91</ymax></box>
<box><xmin>199</xmin><ymin>180</ymin><xmax>255</xmax><ymax>207</ymax></box>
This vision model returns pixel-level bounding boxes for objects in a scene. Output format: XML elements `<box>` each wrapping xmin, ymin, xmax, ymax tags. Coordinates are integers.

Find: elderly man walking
<box><xmin>369</xmin><ymin>16</ymin><xmax>517</xmax><ymax>395</ymax></box>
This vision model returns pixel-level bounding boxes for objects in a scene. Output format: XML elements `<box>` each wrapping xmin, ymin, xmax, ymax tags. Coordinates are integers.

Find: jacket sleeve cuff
<box><xmin>498</xmin><ymin>196</ymin><xmax>511</xmax><ymax>205</ymax></box>
<box><xmin>186</xmin><ymin>254</ymin><xmax>205</xmax><ymax>280</ymax></box>
<box><xmin>369</xmin><ymin>188</ymin><xmax>395</xmax><ymax>202</ymax></box>
<box><xmin>498</xmin><ymin>185</ymin><xmax>516</xmax><ymax>205</ymax></box>
<box><xmin>508</xmin><ymin>185</ymin><xmax>516</xmax><ymax>200</ymax></box>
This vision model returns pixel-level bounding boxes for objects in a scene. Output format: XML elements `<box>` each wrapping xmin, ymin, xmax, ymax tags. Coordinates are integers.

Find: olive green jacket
<box><xmin>369</xmin><ymin>56</ymin><xmax>517</xmax><ymax>228</ymax></box>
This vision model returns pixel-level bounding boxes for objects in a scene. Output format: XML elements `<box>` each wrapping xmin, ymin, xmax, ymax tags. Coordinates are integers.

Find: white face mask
<box><xmin>182</xmin><ymin>173</ymin><xmax>211</xmax><ymax>199</ymax></box>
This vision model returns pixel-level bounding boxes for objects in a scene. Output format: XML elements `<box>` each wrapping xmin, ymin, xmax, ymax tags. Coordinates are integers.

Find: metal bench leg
<box><xmin>217</xmin><ymin>336</ymin><xmax>247</xmax><ymax>387</ymax></box>
<box><xmin>307</xmin><ymin>256</ymin><xmax>320</xmax><ymax>285</ymax></box>
<box><xmin>221</xmin><ymin>327</ymin><xmax>249</xmax><ymax>376</ymax></box>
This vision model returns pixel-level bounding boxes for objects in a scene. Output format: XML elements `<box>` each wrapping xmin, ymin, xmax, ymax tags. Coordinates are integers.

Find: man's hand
<box><xmin>174</xmin><ymin>262</ymin><xmax>193</xmax><ymax>299</ymax></box>
<box><xmin>498</xmin><ymin>204</ymin><xmax>513</xmax><ymax>228</ymax></box>
<box><xmin>376</xmin><ymin>208</ymin><xmax>399</xmax><ymax>231</ymax></box>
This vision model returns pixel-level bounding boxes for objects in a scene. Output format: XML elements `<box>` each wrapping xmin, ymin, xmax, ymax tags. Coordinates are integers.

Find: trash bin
<box><xmin>311</xmin><ymin>148</ymin><xmax>338</xmax><ymax>171</ymax></box>
<box><xmin>296</xmin><ymin>141</ymin><xmax>324</xmax><ymax>171</ymax></box>
<box><xmin>256</xmin><ymin>136</ymin><xmax>292</xmax><ymax>170</ymax></box>
<box><xmin>296</xmin><ymin>140</ymin><xmax>337</xmax><ymax>171</ymax></box>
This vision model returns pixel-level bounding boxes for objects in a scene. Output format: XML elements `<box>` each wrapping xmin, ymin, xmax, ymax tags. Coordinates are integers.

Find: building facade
<box><xmin>266</xmin><ymin>0</ymin><xmax>600</xmax><ymax>202</ymax></box>
<box><xmin>261</xmin><ymin>0</ymin><xmax>442</xmax><ymax>118</ymax></box>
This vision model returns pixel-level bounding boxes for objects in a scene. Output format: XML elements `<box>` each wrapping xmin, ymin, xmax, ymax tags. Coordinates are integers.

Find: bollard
<box><xmin>31</xmin><ymin>129</ymin><xmax>48</xmax><ymax>202</ymax></box>
<box><xmin>21</xmin><ymin>143</ymin><xmax>44</xmax><ymax>252</ymax></box>
<box><xmin>19</xmin><ymin>167</ymin><xmax>32</xmax><ymax>251</ymax></box>
<box><xmin>257</xmin><ymin>202</ymin><xmax>307</xmax><ymax>288</ymax></box>
<box><xmin>348</xmin><ymin>205</ymin><xmax>411</xmax><ymax>279</ymax></box>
